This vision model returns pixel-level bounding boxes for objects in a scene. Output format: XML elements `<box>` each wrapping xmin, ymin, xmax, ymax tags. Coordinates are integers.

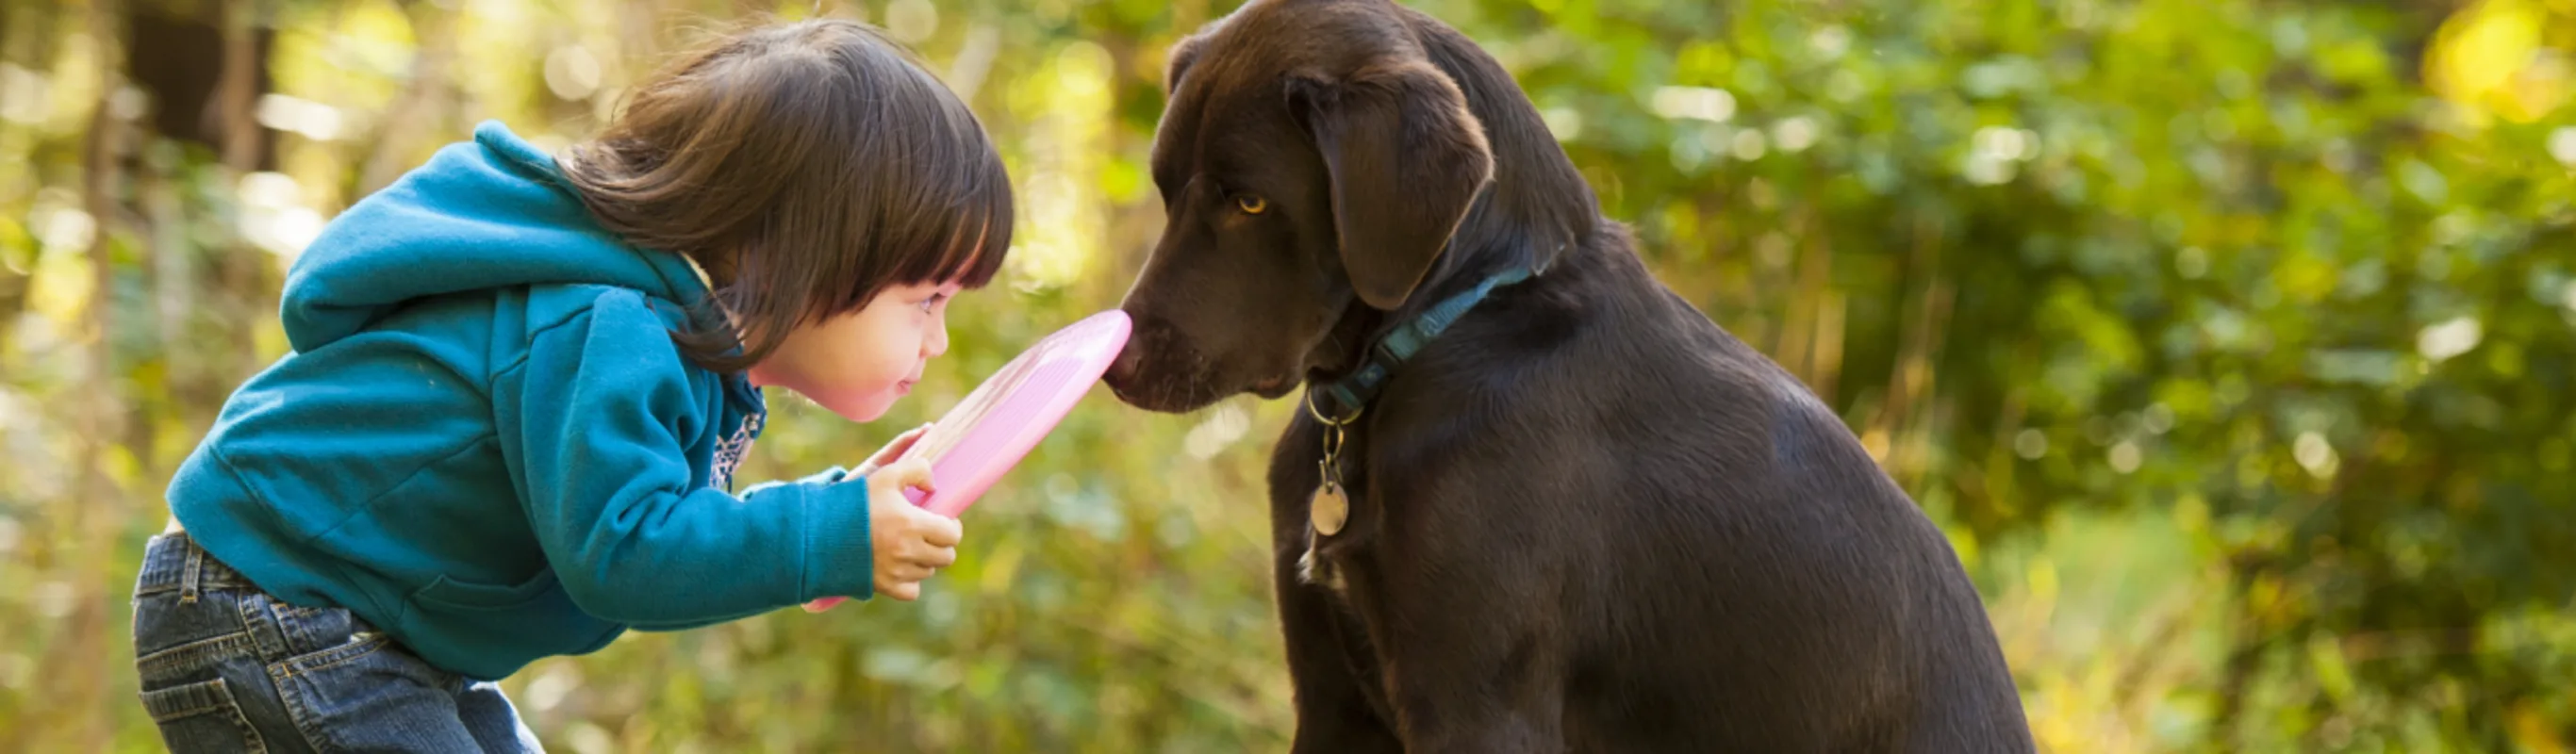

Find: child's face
<box><xmin>749</xmin><ymin>280</ymin><xmax>960</xmax><ymax>422</ymax></box>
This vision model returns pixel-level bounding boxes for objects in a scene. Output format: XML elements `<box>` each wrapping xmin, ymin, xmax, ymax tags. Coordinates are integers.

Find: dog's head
<box><xmin>1104</xmin><ymin>0</ymin><xmax>1593</xmax><ymax>413</ymax></box>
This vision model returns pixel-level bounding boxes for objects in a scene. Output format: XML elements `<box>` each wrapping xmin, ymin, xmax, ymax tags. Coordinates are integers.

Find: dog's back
<box><xmin>1368</xmin><ymin>234</ymin><xmax>2031</xmax><ymax>751</ymax></box>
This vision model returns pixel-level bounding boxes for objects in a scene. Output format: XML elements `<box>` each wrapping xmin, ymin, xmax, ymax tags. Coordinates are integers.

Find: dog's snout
<box><xmin>1105</xmin><ymin>332</ymin><xmax>1145</xmax><ymax>388</ymax></box>
<box><xmin>1106</xmin><ymin>306</ymin><xmax>1156</xmax><ymax>389</ymax></box>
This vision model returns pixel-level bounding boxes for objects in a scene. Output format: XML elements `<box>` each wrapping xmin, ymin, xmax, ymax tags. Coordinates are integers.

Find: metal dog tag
<box><xmin>1310</xmin><ymin>481</ymin><xmax>1349</xmax><ymax>536</ymax></box>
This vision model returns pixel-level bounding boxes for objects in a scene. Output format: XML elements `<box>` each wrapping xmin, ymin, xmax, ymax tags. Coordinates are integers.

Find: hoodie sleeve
<box><xmin>497</xmin><ymin>290</ymin><xmax>875</xmax><ymax>625</ymax></box>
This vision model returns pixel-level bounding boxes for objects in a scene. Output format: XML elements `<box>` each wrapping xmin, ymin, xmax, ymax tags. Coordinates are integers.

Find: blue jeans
<box><xmin>129</xmin><ymin>533</ymin><xmax>545</xmax><ymax>752</ymax></box>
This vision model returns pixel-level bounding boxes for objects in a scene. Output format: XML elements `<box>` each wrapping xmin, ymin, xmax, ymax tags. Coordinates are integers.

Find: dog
<box><xmin>1102</xmin><ymin>1</ymin><xmax>2036</xmax><ymax>750</ymax></box>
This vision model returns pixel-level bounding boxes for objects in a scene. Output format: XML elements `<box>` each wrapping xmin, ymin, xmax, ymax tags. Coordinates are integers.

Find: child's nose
<box><xmin>924</xmin><ymin>315</ymin><xmax>949</xmax><ymax>358</ymax></box>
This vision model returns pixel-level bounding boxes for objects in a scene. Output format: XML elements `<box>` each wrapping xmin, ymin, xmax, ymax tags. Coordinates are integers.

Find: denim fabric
<box><xmin>130</xmin><ymin>533</ymin><xmax>545</xmax><ymax>753</ymax></box>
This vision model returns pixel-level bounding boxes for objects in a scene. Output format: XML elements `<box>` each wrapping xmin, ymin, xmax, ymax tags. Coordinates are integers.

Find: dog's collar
<box><xmin>1308</xmin><ymin>266</ymin><xmax>1533</xmax><ymax>421</ymax></box>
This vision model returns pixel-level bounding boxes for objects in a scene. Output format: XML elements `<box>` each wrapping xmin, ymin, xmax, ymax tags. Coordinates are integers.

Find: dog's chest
<box><xmin>1282</xmin><ymin>417</ymin><xmax>1380</xmax><ymax>586</ymax></box>
<box><xmin>1294</xmin><ymin>476</ymin><xmax>1362</xmax><ymax>596</ymax></box>
<box><xmin>1277</xmin><ymin>451</ymin><xmax>1410</xmax><ymax>724</ymax></box>
<box><xmin>1296</xmin><ymin>529</ymin><xmax>1351</xmax><ymax>595</ymax></box>
<box><xmin>1285</xmin><ymin>431</ymin><xmax>1373</xmax><ymax>598</ymax></box>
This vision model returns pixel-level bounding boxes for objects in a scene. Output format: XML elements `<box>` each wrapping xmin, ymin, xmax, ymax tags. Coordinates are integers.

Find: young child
<box><xmin>128</xmin><ymin>19</ymin><xmax>1004</xmax><ymax>751</ymax></box>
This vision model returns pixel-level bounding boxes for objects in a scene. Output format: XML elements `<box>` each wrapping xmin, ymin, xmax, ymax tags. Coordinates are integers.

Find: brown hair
<box><xmin>559</xmin><ymin>18</ymin><xmax>1013</xmax><ymax>372</ymax></box>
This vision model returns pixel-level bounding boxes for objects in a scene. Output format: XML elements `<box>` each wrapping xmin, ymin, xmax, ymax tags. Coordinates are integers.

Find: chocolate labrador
<box><xmin>1103</xmin><ymin>1</ymin><xmax>2036</xmax><ymax>750</ymax></box>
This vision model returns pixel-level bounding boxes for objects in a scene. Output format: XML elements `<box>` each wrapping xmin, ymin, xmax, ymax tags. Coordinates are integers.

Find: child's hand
<box><xmin>854</xmin><ymin>422</ymin><xmax>933</xmax><ymax>477</ymax></box>
<box><xmin>866</xmin><ymin>457</ymin><xmax>962</xmax><ymax>601</ymax></box>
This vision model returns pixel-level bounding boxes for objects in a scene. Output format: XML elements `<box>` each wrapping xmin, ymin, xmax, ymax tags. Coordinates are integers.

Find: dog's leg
<box><xmin>1373</xmin><ymin>616</ymin><xmax>1567</xmax><ymax>753</ymax></box>
<box><xmin>1360</xmin><ymin>531</ymin><xmax>1568</xmax><ymax>753</ymax></box>
<box><xmin>1268</xmin><ymin>416</ymin><xmax>1403</xmax><ymax>752</ymax></box>
<box><xmin>1275</xmin><ymin>544</ymin><xmax>1404</xmax><ymax>754</ymax></box>
<box><xmin>1360</xmin><ymin>480</ymin><xmax>1571</xmax><ymax>751</ymax></box>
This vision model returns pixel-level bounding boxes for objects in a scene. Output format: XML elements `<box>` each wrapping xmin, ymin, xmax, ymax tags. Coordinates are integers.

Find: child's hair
<box><xmin>559</xmin><ymin>18</ymin><xmax>1013</xmax><ymax>372</ymax></box>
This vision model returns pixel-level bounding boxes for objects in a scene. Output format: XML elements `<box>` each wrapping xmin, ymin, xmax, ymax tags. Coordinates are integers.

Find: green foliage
<box><xmin>5</xmin><ymin>0</ymin><xmax>2575</xmax><ymax>751</ymax></box>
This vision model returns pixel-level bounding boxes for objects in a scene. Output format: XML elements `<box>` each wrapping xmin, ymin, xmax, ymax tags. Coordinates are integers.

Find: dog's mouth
<box><xmin>1106</xmin><ymin>313</ymin><xmax>1312</xmax><ymax>410</ymax></box>
<box><xmin>1104</xmin><ymin>341</ymin><xmax>1227</xmax><ymax>413</ymax></box>
<box><xmin>1112</xmin><ymin>367</ymin><xmax>1298</xmax><ymax>412</ymax></box>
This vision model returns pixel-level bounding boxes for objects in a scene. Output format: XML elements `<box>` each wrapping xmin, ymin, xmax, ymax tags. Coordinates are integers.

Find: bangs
<box><xmin>874</xmin><ymin>112</ymin><xmax>1015</xmax><ymax>291</ymax></box>
<box><xmin>811</xmin><ymin>28</ymin><xmax>1016</xmax><ymax>311</ymax></box>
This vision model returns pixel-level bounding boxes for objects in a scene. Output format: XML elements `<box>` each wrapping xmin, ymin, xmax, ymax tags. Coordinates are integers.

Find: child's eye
<box><xmin>919</xmin><ymin>293</ymin><xmax>948</xmax><ymax>313</ymax></box>
<box><xmin>1235</xmin><ymin>195</ymin><xmax>1269</xmax><ymax>215</ymax></box>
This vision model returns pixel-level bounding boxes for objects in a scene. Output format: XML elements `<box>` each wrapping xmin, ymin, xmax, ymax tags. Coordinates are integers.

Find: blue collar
<box><xmin>1308</xmin><ymin>267</ymin><xmax>1533</xmax><ymax>420</ymax></box>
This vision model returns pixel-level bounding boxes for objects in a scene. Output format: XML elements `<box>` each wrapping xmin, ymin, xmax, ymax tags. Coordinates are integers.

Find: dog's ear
<box><xmin>1288</xmin><ymin>60</ymin><xmax>1494</xmax><ymax>310</ymax></box>
<box><xmin>1164</xmin><ymin>33</ymin><xmax>1209</xmax><ymax>95</ymax></box>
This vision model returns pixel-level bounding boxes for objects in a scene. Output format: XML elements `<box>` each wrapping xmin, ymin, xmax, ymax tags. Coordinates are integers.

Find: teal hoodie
<box><xmin>168</xmin><ymin>122</ymin><xmax>878</xmax><ymax>680</ymax></box>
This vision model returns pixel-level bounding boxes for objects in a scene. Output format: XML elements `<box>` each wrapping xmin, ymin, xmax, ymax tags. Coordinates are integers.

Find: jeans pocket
<box><xmin>272</xmin><ymin>631</ymin><xmax>488</xmax><ymax>752</ymax></box>
<box><xmin>139</xmin><ymin>678</ymin><xmax>271</xmax><ymax>754</ymax></box>
<box><xmin>134</xmin><ymin>588</ymin><xmax>255</xmax><ymax>666</ymax></box>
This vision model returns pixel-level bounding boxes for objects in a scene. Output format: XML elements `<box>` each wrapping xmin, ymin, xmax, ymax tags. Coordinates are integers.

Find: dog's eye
<box><xmin>1234</xmin><ymin>195</ymin><xmax>1270</xmax><ymax>215</ymax></box>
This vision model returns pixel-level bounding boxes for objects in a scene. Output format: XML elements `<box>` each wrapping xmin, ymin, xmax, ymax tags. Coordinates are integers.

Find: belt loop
<box><xmin>179</xmin><ymin>540</ymin><xmax>206</xmax><ymax>604</ymax></box>
<box><xmin>238</xmin><ymin>593</ymin><xmax>289</xmax><ymax>660</ymax></box>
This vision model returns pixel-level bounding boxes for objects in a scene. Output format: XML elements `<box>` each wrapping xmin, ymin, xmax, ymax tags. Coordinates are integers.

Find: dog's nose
<box><xmin>1105</xmin><ymin>326</ymin><xmax>1146</xmax><ymax>388</ymax></box>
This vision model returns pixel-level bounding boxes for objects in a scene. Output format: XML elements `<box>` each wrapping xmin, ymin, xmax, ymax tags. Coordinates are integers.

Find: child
<box><xmin>127</xmin><ymin>19</ymin><xmax>1004</xmax><ymax>751</ymax></box>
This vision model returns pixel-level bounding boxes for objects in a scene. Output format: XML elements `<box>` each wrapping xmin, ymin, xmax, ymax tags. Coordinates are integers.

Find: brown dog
<box><xmin>1104</xmin><ymin>1</ymin><xmax>2036</xmax><ymax>750</ymax></box>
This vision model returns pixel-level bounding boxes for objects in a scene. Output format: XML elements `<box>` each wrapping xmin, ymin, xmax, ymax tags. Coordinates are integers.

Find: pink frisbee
<box><xmin>804</xmin><ymin>309</ymin><xmax>1131</xmax><ymax>611</ymax></box>
<box><xmin>898</xmin><ymin>309</ymin><xmax>1131</xmax><ymax>516</ymax></box>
